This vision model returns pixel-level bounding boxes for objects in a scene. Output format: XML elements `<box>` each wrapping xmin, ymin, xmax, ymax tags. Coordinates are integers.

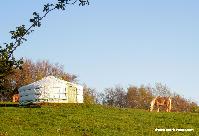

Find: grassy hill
<box><xmin>0</xmin><ymin>104</ymin><xmax>198</xmax><ymax>136</ymax></box>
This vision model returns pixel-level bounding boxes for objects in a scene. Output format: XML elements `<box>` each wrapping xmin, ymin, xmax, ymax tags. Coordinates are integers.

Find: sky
<box><xmin>0</xmin><ymin>0</ymin><xmax>199</xmax><ymax>104</ymax></box>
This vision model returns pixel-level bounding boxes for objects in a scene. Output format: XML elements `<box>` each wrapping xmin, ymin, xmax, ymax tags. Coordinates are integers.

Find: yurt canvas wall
<box><xmin>18</xmin><ymin>76</ymin><xmax>83</xmax><ymax>105</ymax></box>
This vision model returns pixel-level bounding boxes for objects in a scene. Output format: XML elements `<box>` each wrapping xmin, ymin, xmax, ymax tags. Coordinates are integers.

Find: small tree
<box><xmin>2</xmin><ymin>59</ymin><xmax>77</xmax><ymax>97</ymax></box>
<box><xmin>102</xmin><ymin>86</ymin><xmax>127</xmax><ymax>108</ymax></box>
<box><xmin>83</xmin><ymin>86</ymin><xmax>97</xmax><ymax>104</ymax></box>
<box><xmin>127</xmin><ymin>85</ymin><xmax>153</xmax><ymax>109</ymax></box>
<box><xmin>172</xmin><ymin>93</ymin><xmax>198</xmax><ymax>112</ymax></box>
<box><xmin>152</xmin><ymin>83</ymin><xmax>172</xmax><ymax>97</ymax></box>
<box><xmin>127</xmin><ymin>86</ymin><xmax>138</xmax><ymax>108</ymax></box>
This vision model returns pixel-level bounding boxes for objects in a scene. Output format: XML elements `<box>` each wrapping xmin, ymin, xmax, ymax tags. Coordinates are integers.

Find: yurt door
<box><xmin>68</xmin><ymin>85</ymin><xmax>77</xmax><ymax>103</ymax></box>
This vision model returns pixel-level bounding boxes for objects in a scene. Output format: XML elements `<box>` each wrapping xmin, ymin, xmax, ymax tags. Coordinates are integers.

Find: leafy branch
<box><xmin>0</xmin><ymin>0</ymin><xmax>89</xmax><ymax>85</ymax></box>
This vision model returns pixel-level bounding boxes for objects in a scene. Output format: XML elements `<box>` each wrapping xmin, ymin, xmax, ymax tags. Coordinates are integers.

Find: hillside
<box><xmin>0</xmin><ymin>104</ymin><xmax>198</xmax><ymax>136</ymax></box>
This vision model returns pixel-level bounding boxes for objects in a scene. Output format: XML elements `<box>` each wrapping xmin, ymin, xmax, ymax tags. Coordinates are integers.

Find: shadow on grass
<box><xmin>0</xmin><ymin>103</ymin><xmax>41</xmax><ymax>108</ymax></box>
<box><xmin>0</xmin><ymin>103</ymin><xmax>19</xmax><ymax>107</ymax></box>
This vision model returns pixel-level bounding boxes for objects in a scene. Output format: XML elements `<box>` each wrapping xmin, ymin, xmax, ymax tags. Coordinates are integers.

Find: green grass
<box><xmin>0</xmin><ymin>104</ymin><xmax>198</xmax><ymax>136</ymax></box>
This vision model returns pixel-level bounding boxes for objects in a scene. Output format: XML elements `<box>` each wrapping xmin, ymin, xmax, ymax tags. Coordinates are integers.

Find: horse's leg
<box><xmin>13</xmin><ymin>96</ymin><xmax>15</xmax><ymax>102</ymax></box>
<box><xmin>150</xmin><ymin>106</ymin><xmax>152</xmax><ymax>112</ymax></box>
<box><xmin>157</xmin><ymin>105</ymin><xmax>159</xmax><ymax>112</ymax></box>
<box><xmin>150</xmin><ymin>99</ymin><xmax>155</xmax><ymax>112</ymax></box>
<box><xmin>150</xmin><ymin>103</ymin><xmax>154</xmax><ymax>112</ymax></box>
<box><xmin>169</xmin><ymin>98</ymin><xmax>172</xmax><ymax>112</ymax></box>
<box><xmin>165</xmin><ymin>98</ymin><xmax>171</xmax><ymax>112</ymax></box>
<box><xmin>167</xmin><ymin>105</ymin><xmax>170</xmax><ymax>112</ymax></box>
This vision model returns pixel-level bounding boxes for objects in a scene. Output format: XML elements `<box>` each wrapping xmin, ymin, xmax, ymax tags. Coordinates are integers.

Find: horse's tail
<box><xmin>150</xmin><ymin>97</ymin><xmax>157</xmax><ymax>112</ymax></box>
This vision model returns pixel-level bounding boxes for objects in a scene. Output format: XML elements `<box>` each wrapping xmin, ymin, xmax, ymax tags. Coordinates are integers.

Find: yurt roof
<box><xmin>19</xmin><ymin>76</ymin><xmax>67</xmax><ymax>91</ymax></box>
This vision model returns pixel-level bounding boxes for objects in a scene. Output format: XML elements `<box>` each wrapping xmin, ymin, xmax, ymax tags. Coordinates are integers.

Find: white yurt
<box><xmin>18</xmin><ymin>76</ymin><xmax>83</xmax><ymax>105</ymax></box>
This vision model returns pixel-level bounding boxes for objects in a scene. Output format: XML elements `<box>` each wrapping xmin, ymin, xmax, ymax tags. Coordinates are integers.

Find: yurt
<box><xmin>18</xmin><ymin>76</ymin><xmax>83</xmax><ymax>105</ymax></box>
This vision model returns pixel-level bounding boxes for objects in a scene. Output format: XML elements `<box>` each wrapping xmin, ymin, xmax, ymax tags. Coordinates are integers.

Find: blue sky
<box><xmin>0</xmin><ymin>0</ymin><xmax>198</xmax><ymax>103</ymax></box>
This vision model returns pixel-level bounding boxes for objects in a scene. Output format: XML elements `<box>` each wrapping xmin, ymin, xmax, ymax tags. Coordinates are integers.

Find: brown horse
<box><xmin>12</xmin><ymin>94</ymin><xmax>19</xmax><ymax>102</ymax></box>
<box><xmin>150</xmin><ymin>96</ymin><xmax>172</xmax><ymax>112</ymax></box>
